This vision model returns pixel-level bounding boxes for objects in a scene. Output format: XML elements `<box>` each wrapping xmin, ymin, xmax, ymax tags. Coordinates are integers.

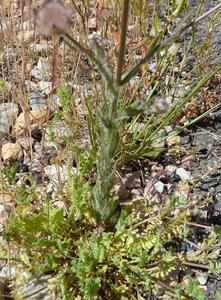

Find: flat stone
<box><xmin>28</xmin><ymin>92</ymin><xmax>47</xmax><ymax>110</ymax></box>
<box><xmin>192</xmin><ymin>132</ymin><xmax>215</xmax><ymax>152</ymax></box>
<box><xmin>12</xmin><ymin>109</ymin><xmax>49</xmax><ymax>136</ymax></box>
<box><xmin>17</xmin><ymin>137</ymin><xmax>34</xmax><ymax>150</ymax></box>
<box><xmin>124</xmin><ymin>171</ymin><xmax>142</xmax><ymax>189</ymax></box>
<box><xmin>165</xmin><ymin>164</ymin><xmax>177</xmax><ymax>174</ymax></box>
<box><xmin>176</xmin><ymin>167</ymin><xmax>191</xmax><ymax>181</ymax></box>
<box><xmin>113</xmin><ymin>184</ymin><xmax>130</xmax><ymax>200</ymax></box>
<box><xmin>0</xmin><ymin>102</ymin><xmax>19</xmax><ymax>134</ymax></box>
<box><xmin>37</xmin><ymin>81</ymin><xmax>52</xmax><ymax>95</ymax></box>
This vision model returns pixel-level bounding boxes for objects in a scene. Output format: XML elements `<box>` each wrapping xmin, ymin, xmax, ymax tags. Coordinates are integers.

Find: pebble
<box><xmin>28</xmin><ymin>92</ymin><xmax>47</xmax><ymax>110</ymax></box>
<box><xmin>2</xmin><ymin>142</ymin><xmax>23</xmax><ymax>162</ymax></box>
<box><xmin>196</xmin><ymin>273</ymin><xmax>208</xmax><ymax>285</ymax></box>
<box><xmin>113</xmin><ymin>184</ymin><xmax>130</xmax><ymax>200</ymax></box>
<box><xmin>31</xmin><ymin>58</ymin><xmax>51</xmax><ymax>81</ymax></box>
<box><xmin>0</xmin><ymin>102</ymin><xmax>19</xmax><ymax>134</ymax></box>
<box><xmin>17</xmin><ymin>137</ymin><xmax>34</xmax><ymax>150</ymax></box>
<box><xmin>37</xmin><ymin>81</ymin><xmax>52</xmax><ymax>95</ymax></box>
<box><xmin>192</xmin><ymin>132</ymin><xmax>215</xmax><ymax>152</ymax></box>
<box><xmin>12</xmin><ymin>109</ymin><xmax>49</xmax><ymax>136</ymax></box>
<box><xmin>154</xmin><ymin>181</ymin><xmax>164</xmax><ymax>193</ymax></box>
<box><xmin>124</xmin><ymin>171</ymin><xmax>142</xmax><ymax>189</ymax></box>
<box><xmin>44</xmin><ymin>164</ymin><xmax>76</xmax><ymax>185</ymax></box>
<box><xmin>131</xmin><ymin>188</ymin><xmax>143</xmax><ymax>197</ymax></box>
<box><xmin>176</xmin><ymin>167</ymin><xmax>191</xmax><ymax>181</ymax></box>
<box><xmin>165</xmin><ymin>164</ymin><xmax>177</xmax><ymax>174</ymax></box>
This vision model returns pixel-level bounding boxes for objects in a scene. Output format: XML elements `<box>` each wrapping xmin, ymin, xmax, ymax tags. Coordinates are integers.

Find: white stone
<box><xmin>196</xmin><ymin>273</ymin><xmax>207</xmax><ymax>285</ymax></box>
<box><xmin>31</xmin><ymin>67</ymin><xmax>42</xmax><ymax>80</ymax></box>
<box><xmin>28</xmin><ymin>92</ymin><xmax>47</xmax><ymax>110</ymax></box>
<box><xmin>29</xmin><ymin>43</ymin><xmax>52</xmax><ymax>53</ymax></box>
<box><xmin>0</xmin><ymin>102</ymin><xmax>19</xmax><ymax>134</ymax></box>
<box><xmin>176</xmin><ymin>167</ymin><xmax>191</xmax><ymax>180</ymax></box>
<box><xmin>44</xmin><ymin>164</ymin><xmax>76</xmax><ymax>185</ymax></box>
<box><xmin>25</xmin><ymin>80</ymin><xmax>38</xmax><ymax>92</ymax></box>
<box><xmin>165</xmin><ymin>165</ymin><xmax>177</xmax><ymax>174</ymax></box>
<box><xmin>37</xmin><ymin>81</ymin><xmax>52</xmax><ymax>95</ymax></box>
<box><xmin>154</xmin><ymin>181</ymin><xmax>164</xmax><ymax>193</ymax></box>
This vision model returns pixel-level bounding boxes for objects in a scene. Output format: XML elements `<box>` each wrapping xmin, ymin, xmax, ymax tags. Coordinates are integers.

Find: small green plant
<box><xmin>34</xmin><ymin>0</ymin><xmax>221</xmax><ymax>226</ymax></box>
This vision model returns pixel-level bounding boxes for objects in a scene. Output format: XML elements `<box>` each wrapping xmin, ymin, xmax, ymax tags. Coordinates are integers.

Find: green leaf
<box><xmin>82</xmin><ymin>277</ymin><xmax>101</xmax><ymax>300</ymax></box>
<box><xmin>154</xmin><ymin>10</ymin><xmax>160</xmax><ymax>34</ymax></box>
<box><xmin>49</xmin><ymin>208</ymin><xmax>65</xmax><ymax>232</ymax></box>
<box><xmin>185</xmin><ymin>278</ymin><xmax>205</xmax><ymax>300</ymax></box>
<box><xmin>115</xmin><ymin>210</ymin><xmax>128</xmax><ymax>233</ymax></box>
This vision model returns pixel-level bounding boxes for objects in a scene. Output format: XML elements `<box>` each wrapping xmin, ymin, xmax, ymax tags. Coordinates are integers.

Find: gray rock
<box><xmin>21</xmin><ymin>275</ymin><xmax>61</xmax><ymax>300</ymax></box>
<box><xmin>28</xmin><ymin>92</ymin><xmax>47</xmax><ymax>110</ymax></box>
<box><xmin>124</xmin><ymin>171</ymin><xmax>142</xmax><ymax>189</ymax></box>
<box><xmin>0</xmin><ymin>102</ymin><xmax>19</xmax><ymax>134</ymax></box>
<box><xmin>215</xmin><ymin>185</ymin><xmax>221</xmax><ymax>193</ymax></box>
<box><xmin>192</xmin><ymin>132</ymin><xmax>215</xmax><ymax>152</ymax></box>
<box><xmin>176</xmin><ymin>167</ymin><xmax>191</xmax><ymax>181</ymax></box>
<box><xmin>113</xmin><ymin>184</ymin><xmax>130</xmax><ymax>200</ymax></box>
<box><xmin>31</xmin><ymin>58</ymin><xmax>51</xmax><ymax>81</ymax></box>
<box><xmin>31</xmin><ymin>67</ymin><xmax>42</xmax><ymax>80</ymax></box>
<box><xmin>37</xmin><ymin>81</ymin><xmax>52</xmax><ymax>95</ymax></box>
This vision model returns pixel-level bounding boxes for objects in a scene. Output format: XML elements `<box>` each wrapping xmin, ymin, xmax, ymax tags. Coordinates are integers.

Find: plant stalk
<box><xmin>116</xmin><ymin>0</ymin><xmax>130</xmax><ymax>85</ymax></box>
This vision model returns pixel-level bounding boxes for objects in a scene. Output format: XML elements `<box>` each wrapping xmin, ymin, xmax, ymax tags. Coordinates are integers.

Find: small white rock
<box><xmin>154</xmin><ymin>181</ymin><xmax>164</xmax><ymax>193</ymax></box>
<box><xmin>37</xmin><ymin>81</ymin><xmax>52</xmax><ymax>95</ymax></box>
<box><xmin>176</xmin><ymin>167</ymin><xmax>191</xmax><ymax>180</ymax></box>
<box><xmin>165</xmin><ymin>165</ymin><xmax>177</xmax><ymax>174</ymax></box>
<box><xmin>0</xmin><ymin>102</ymin><xmax>19</xmax><ymax>134</ymax></box>
<box><xmin>196</xmin><ymin>273</ymin><xmax>207</xmax><ymax>285</ymax></box>
<box><xmin>44</xmin><ymin>164</ymin><xmax>76</xmax><ymax>185</ymax></box>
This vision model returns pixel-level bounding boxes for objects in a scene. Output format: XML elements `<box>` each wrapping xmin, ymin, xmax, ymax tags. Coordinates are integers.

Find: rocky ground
<box><xmin>0</xmin><ymin>0</ymin><xmax>221</xmax><ymax>299</ymax></box>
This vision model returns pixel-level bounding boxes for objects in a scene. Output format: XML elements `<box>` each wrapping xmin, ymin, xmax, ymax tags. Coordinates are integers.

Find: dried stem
<box><xmin>116</xmin><ymin>0</ymin><xmax>130</xmax><ymax>85</ymax></box>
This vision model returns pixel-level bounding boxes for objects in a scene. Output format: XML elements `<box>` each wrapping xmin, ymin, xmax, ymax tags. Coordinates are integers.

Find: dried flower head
<box><xmin>34</xmin><ymin>0</ymin><xmax>73</xmax><ymax>36</ymax></box>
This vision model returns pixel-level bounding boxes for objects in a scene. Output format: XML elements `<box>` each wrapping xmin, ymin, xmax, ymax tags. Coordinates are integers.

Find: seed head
<box><xmin>34</xmin><ymin>0</ymin><xmax>73</xmax><ymax>36</ymax></box>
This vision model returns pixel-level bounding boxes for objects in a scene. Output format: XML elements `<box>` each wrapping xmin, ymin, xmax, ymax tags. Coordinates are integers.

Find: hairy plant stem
<box><xmin>92</xmin><ymin>1</ymin><xmax>130</xmax><ymax>224</ymax></box>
